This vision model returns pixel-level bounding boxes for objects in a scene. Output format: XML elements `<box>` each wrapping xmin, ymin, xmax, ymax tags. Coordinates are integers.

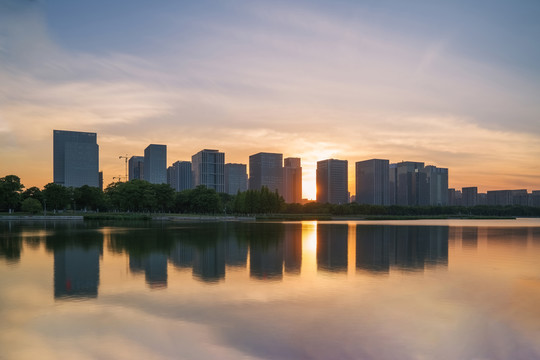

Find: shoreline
<box><xmin>0</xmin><ymin>214</ymin><xmax>523</xmax><ymax>222</ymax></box>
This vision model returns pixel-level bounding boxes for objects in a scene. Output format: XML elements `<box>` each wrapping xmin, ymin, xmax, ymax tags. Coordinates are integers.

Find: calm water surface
<box><xmin>1</xmin><ymin>219</ymin><xmax>540</xmax><ymax>359</ymax></box>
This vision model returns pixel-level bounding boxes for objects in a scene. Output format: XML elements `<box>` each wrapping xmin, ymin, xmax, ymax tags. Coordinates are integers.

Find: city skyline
<box><xmin>1</xmin><ymin>1</ymin><xmax>540</xmax><ymax>199</ymax></box>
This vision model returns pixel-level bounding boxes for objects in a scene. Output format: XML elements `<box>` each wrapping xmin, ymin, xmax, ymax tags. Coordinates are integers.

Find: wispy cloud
<box><xmin>0</xmin><ymin>0</ymin><xmax>539</xmax><ymax>195</ymax></box>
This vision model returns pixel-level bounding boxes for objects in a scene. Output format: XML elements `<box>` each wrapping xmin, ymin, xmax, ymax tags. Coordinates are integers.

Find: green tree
<box><xmin>189</xmin><ymin>186</ymin><xmax>222</xmax><ymax>214</ymax></box>
<box><xmin>21</xmin><ymin>198</ymin><xmax>42</xmax><ymax>214</ymax></box>
<box><xmin>0</xmin><ymin>175</ymin><xmax>25</xmax><ymax>212</ymax></box>
<box><xmin>74</xmin><ymin>185</ymin><xmax>107</xmax><ymax>211</ymax></box>
<box><xmin>22</xmin><ymin>186</ymin><xmax>43</xmax><ymax>205</ymax></box>
<box><xmin>42</xmin><ymin>183</ymin><xmax>71</xmax><ymax>211</ymax></box>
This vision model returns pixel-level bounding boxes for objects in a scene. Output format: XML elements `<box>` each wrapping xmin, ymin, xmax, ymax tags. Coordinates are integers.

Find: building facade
<box><xmin>225</xmin><ymin>163</ymin><xmax>248</xmax><ymax>195</ymax></box>
<box><xmin>487</xmin><ymin>190</ymin><xmax>528</xmax><ymax>206</ymax></box>
<box><xmin>128</xmin><ymin>156</ymin><xmax>144</xmax><ymax>181</ymax></box>
<box><xmin>143</xmin><ymin>144</ymin><xmax>167</xmax><ymax>184</ymax></box>
<box><xmin>462</xmin><ymin>187</ymin><xmax>478</xmax><ymax>207</ymax></box>
<box><xmin>249</xmin><ymin>152</ymin><xmax>283</xmax><ymax>195</ymax></box>
<box><xmin>53</xmin><ymin>130</ymin><xmax>99</xmax><ymax>188</ymax></box>
<box><xmin>355</xmin><ymin>159</ymin><xmax>389</xmax><ymax>205</ymax></box>
<box><xmin>167</xmin><ymin>161</ymin><xmax>192</xmax><ymax>192</ymax></box>
<box><xmin>283</xmin><ymin>157</ymin><xmax>302</xmax><ymax>203</ymax></box>
<box><xmin>316</xmin><ymin>159</ymin><xmax>348</xmax><ymax>204</ymax></box>
<box><xmin>421</xmin><ymin>166</ymin><xmax>448</xmax><ymax>206</ymax></box>
<box><xmin>192</xmin><ymin>149</ymin><xmax>225</xmax><ymax>192</ymax></box>
<box><xmin>392</xmin><ymin>161</ymin><xmax>425</xmax><ymax>206</ymax></box>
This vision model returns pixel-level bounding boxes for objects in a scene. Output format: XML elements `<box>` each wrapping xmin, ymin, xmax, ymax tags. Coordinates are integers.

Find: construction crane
<box><xmin>118</xmin><ymin>154</ymin><xmax>129</xmax><ymax>182</ymax></box>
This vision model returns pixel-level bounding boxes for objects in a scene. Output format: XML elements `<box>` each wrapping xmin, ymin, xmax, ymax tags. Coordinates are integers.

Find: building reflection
<box><xmin>317</xmin><ymin>224</ymin><xmax>348</xmax><ymax>273</ymax></box>
<box><xmin>225</xmin><ymin>233</ymin><xmax>248</xmax><ymax>267</ymax></box>
<box><xmin>487</xmin><ymin>228</ymin><xmax>528</xmax><ymax>247</ymax></box>
<box><xmin>462</xmin><ymin>227</ymin><xmax>478</xmax><ymax>249</ymax></box>
<box><xmin>250</xmin><ymin>240</ymin><xmax>284</xmax><ymax>280</ymax></box>
<box><xmin>129</xmin><ymin>253</ymin><xmax>168</xmax><ymax>289</ymax></box>
<box><xmin>356</xmin><ymin>225</ymin><xmax>448</xmax><ymax>273</ymax></box>
<box><xmin>193</xmin><ymin>241</ymin><xmax>226</xmax><ymax>283</ymax></box>
<box><xmin>51</xmin><ymin>229</ymin><xmax>103</xmax><ymax>299</ymax></box>
<box><xmin>284</xmin><ymin>225</ymin><xmax>302</xmax><ymax>274</ymax></box>
<box><xmin>0</xmin><ymin>233</ymin><xmax>22</xmax><ymax>264</ymax></box>
<box><xmin>169</xmin><ymin>242</ymin><xmax>194</xmax><ymax>269</ymax></box>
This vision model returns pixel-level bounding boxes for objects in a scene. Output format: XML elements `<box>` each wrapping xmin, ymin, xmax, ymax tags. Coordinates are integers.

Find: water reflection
<box><xmin>0</xmin><ymin>232</ymin><xmax>22</xmax><ymax>264</ymax></box>
<box><xmin>2</xmin><ymin>220</ymin><xmax>540</xmax><ymax>359</ymax></box>
<box><xmin>356</xmin><ymin>225</ymin><xmax>448</xmax><ymax>273</ymax></box>
<box><xmin>317</xmin><ymin>224</ymin><xmax>348</xmax><ymax>272</ymax></box>
<box><xmin>49</xmin><ymin>228</ymin><xmax>103</xmax><ymax>299</ymax></box>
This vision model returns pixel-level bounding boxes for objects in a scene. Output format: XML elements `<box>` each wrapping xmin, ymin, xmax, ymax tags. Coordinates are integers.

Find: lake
<box><xmin>1</xmin><ymin>219</ymin><xmax>540</xmax><ymax>359</ymax></box>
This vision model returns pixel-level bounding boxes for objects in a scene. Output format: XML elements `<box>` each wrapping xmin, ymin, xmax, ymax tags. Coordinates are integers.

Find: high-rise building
<box><xmin>462</xmin><ymin>187</ymin><xmax>478</xmax><ymax>207</ymax></box>
<box><xmin>53</xmin><ymin>130</ymin><xmax>99</xmax><ymax>187</ymax></box>
<box><xmin>225</xmin><ymin>163</ymin><xmax>247</xmax><ymax>195</ymax></box>
<box><xmin>249</xmin><ymin>152</ymin><xmax>283</xmax><ymax>194</ymax></box>
<box><xmin>355</xmin><ymin>159</ymin><xmax>389</xmax><ymax>205</ymax></box>
<box><xmin>192</xmin><ymin>149</ymin><xmax>225</xmax><ymax>192</ymax></box>
<box><xmin>167</xmin><ymin>161</ymin><xmax>192</xmax><ymax>192</ymax></box>
<box><xmin>394</xmin><ymin>161</ymin><xmax>425</xmax><ymax>206</ymax></box>
<box><xmin>316</xmin><ymin>159</ymin><xmax>348</xmax><ymax>204</ymax></box>
<box><xmin>98</xmin><ymin>171</ymin><xmax>103</xmax><ymax>191</ymax></box>
<box><xmin>283</xmin><ymin>157</ymin><xmax>302</xmax><ymax>203</ymax></box>
<box><xmin>421</xmin><ymin>166</ymin><xmax>448</xmax><ymax>206</ymax></box>
<box><xmin>143</xmin><ymin>145</ymin><xmax>167</xmax><ymax>184</ymax></box>
<box><xmin>128</xmin><ymin>156</ymin><xmax>144</xmax><ymax>181</ymax></box>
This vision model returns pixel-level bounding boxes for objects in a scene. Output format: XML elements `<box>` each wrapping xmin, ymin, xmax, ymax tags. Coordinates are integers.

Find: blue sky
<box><xmin>1</xmin><ymin>0</ymin><xmax>539</xmax><ymax>196</ymax></box>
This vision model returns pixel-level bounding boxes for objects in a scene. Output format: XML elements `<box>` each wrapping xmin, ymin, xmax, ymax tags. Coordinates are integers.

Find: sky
<box><xmin>1</xmin><ymin>0</ymin><xmax>539</xmax><ymax>199</ymax></box>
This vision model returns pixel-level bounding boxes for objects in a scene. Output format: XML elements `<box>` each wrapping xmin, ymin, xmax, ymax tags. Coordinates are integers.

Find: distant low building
<box><xmin>487</xmin><ymin>189</ymin><xmax>528</xmax><ymax>206</ymax></box>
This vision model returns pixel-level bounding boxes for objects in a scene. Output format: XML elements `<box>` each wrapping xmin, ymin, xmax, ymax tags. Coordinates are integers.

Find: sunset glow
<box><xmin>1</xmin><ymin>1</ymin><xmax>539</xmax><ymax>195</ymax></box>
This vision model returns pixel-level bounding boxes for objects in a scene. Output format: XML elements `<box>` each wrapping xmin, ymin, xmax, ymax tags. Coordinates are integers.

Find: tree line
<box><xmin>1</xmin><ymin>174</ymin><xmax>540</xmax><ymax>216</ymax></box>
